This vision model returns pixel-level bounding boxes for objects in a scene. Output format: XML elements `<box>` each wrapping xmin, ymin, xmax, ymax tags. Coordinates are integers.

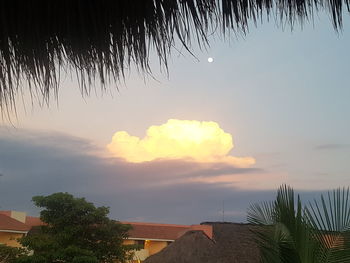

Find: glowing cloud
<box><xmin>107</xmin><ymin>119</ymin><xmax>255</xmax><ymax>167</ymax></box>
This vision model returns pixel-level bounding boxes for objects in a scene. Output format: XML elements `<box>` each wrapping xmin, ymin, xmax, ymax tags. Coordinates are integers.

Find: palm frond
<box><xmin>0</xmin><ymin>0</ymin><xmax>349</xmax><ymax>112</ymax></box>
<box><xmin>248</xmin><ymin>185</ymin><xmax>324</xmax><ymax>263</ymax></box>
<box><xmin>247</xmin><ymin>201</ymin><xmax>276</xmax><ymax>225</ymax></box>
<box><xmin>305</xmin><ymin>188</ymin><xmax>350</xmax><ymax>263</ymax></box>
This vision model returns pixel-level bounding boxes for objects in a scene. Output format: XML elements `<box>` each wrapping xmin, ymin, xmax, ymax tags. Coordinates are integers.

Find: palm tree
<box><xmin>247</xmin><ymin>185</ymin><xmax>350</xmax><ymax>263</ymax></box>
<box><xmin>0</xmin><ymin>0</ymin><xmax>349</xmax><ymax>112</ymax></box>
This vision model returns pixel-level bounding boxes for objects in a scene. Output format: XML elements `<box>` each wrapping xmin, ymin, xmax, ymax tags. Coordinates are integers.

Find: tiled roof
<box><xmin>0</xmin><ymin>214</ymin><xmax>31</xmax><ymax>232</ymax></box>
<box><xmin>1</xmin><ymin>212</ymin><xmax>210</xmax><ymax>242</ymax></box>
<box><xmin>25</xmin><ymin>216</ymin><xmax>44</xmax><ymax>227</ymax></box>
<box><xmin>124</xmin><ymin>222</ymin><xmax>191</xmax><ymax>241</ymax></box>
<box><xmin>0</xmin><ymin>211</ymin><xmax>11</xmax><ymax>217</ymax></box>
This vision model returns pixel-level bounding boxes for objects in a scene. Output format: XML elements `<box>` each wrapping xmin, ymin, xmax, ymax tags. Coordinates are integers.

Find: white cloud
<box><xmin>107</xmin><ymin>119</ymin><xmax>255</xmax><ymax>167</ymax></box>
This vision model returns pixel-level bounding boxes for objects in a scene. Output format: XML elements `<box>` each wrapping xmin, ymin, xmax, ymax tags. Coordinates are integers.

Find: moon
<box><xmin>207</xmin><ymin>57</ymin><xmax>214</xmax><ymax>63</ymax></box>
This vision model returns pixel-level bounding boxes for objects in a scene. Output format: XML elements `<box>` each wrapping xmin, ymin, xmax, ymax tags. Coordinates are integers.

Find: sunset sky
<box><xmin>0</xmin><ymin>14</ymin><xmax>349</xmax><ymax>224</ymax></box>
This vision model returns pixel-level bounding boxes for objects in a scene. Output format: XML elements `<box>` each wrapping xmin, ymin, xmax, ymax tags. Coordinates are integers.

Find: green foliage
<box><xmin>0</xmin><ymin>244</ymin><xmax>26</xmax><ymax>263</ymax></box>
<box><xmin>18</xmin><ymin>192</ymin><xmax>133</xmax><ymax>263</ymax></box>
<box><xmin>248</xmin><ymin>185</ymin><xmax>350</xmax><ymax>263</ymax></box>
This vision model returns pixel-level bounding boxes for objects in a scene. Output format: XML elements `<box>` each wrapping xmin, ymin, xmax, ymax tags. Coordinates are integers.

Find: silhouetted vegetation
<box><xmin>0</xmin><ymin>0</ymin><xmax>349</xmax><ymax>112</ymax></box>
<box><xmin>248</xmin><ymin>185</ymin><xmax>350</xmax><ymax>263</ymax></box>
<box><xmin>0</xmin><ymin>245</ymin><xmax>26</xmax><ymax>263</ymax></box>
<box><xmin>16</xmin><ymin>193</ymin><xmax>133</xmax><ymax>263</ymax></box>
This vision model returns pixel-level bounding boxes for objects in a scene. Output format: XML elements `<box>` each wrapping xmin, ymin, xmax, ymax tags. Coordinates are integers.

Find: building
<box><xmin>0</xmin><ymin>211</ymin><xmax>39</xmax><ymax>247</ymax></box>
<box><xmin>144</xmin><ymin>222</ymin><xmax>260</xmax><ymax>263</ymax></box>
<box><xmin>124</xmin><ymin>222</ymin><xmax>213</xmax><ymax>262</ymax></box>
<box><xmin>0</xmin><ymin>210</ymin><xmax>213</xmax><ymax>262</ymax></box>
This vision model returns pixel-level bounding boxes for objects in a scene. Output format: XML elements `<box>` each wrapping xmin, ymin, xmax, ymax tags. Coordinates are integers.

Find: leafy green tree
<box><xmin>248</xmin><ymin>185</ymin><xmax>350</xmax><ymax>263</ymax></box>
<box><xmin>0</xmin><ymin>244</ymin><xmax>26</xmax><ymax>263</ymax></box>
<box><xmin>17</xmin><ymin>193</ymin><xmax>133</xmax><ymax>263</ymax></box>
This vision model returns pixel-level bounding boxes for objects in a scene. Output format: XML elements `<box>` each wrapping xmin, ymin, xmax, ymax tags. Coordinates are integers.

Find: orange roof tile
<box><xmin>0</xmin><ymin>214</ymin><xmax>31</xmax><ymax>232</ymax></box>
<box><xmin>25</xmin><ymin>216</ymin><xmax>44</xmax><ymax>227</ymax></box>
<box><xmin>0</xmin><ymin>211</ymin><xmax>11</xmax><ymax>217</ymax></box>
<box><xmin>124</xmin><ymin>222</ymin><xmax>191</xmax><ymax>241</ymax></box>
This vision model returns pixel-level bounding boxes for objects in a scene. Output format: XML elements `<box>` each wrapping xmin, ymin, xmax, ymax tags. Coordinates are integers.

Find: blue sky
<box><xmin>1</xmin><ymin>13</ymin><xmax>349</xmax><ymax>224</ymax></box>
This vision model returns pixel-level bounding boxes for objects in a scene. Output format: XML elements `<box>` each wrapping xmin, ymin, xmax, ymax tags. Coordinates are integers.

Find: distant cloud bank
<box><xmin>0</xmin><ymin>126</ymin><xmax>331</xmax><ymax>224</ymax></box>
<box><xmin>314</xmin><ymin>143</ymin><xmax>350</xmax><ymax>151</ymax></box>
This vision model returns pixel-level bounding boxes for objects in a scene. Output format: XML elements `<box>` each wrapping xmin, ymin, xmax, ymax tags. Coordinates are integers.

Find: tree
<box><xmin>0</xmin><ymin>0</ymin><xmax>349</xmax><ymax>112</ymax></box>
<box><xmin>17</xmin><ymin>193</ymin><xmax>133</xmax><ymax>263</ymax></box>
<box><xmin>247</xmin><ymin>185</ymin><xmax>350</xmax><ymax>263</ymax></box>
<box><xmin>0</xmin><ymin>245</ymin><xmax>26</xmax><ymax>263</ymax></box>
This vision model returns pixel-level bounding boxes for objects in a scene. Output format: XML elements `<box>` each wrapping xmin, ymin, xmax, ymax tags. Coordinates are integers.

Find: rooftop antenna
<box><xmin>222</xmin><ymin>200</ymin><xmax>225</xmax><ymax>222</ymax></box>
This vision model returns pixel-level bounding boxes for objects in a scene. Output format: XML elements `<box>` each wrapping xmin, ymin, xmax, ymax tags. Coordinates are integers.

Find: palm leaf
<box><xmin>247</xmin><ymin>201</ymin><xmax>276</xmax><ymax>225</ymax></box>
<box><xmin>305</xmin><ymin>188</ymin><xmax>350</xmax><ymax>263</ymax></box>
<box><xmin>248</xmin><ymin>185</ymin><xmax>322</xmax><ymax>263</ymax></box>
<box><xmin>0</xmin><ymin>0</ymin><xmax>350</xmax><ymax>112</ymax></box>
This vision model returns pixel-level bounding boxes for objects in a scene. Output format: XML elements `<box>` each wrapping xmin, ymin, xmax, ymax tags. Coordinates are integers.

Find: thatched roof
<box><xmin>146</xmin><ymin>230</ymin><xmax>217</xmax><ymax>263</ymax></box>
<box><xmin>0</xmin><ymin>0</ymin><xmax>349</xmax><ymax>112</ymax></box>
<box><xmin>144</xmin><ymin>222</ymin><xmax>260</xmax><ymax>263</ymax></box>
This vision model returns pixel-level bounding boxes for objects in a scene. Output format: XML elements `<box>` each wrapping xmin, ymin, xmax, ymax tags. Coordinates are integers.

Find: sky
<box><xmin>0</xmin><ymin>13</ymin><xmax>350</xmax><ymax>224</ymax></box>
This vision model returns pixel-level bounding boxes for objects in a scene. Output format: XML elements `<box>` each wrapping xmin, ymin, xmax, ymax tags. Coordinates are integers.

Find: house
<box><xmin>0</xmin><ymin>211</ymin><xmax>34</xmax><ymax>247</ymax></box>
<box><xmin>0</xmin><ymin>210</ymin><xmax>213</xmax><ymax>262</ymax></box>
<box><xmin>123</xmin><ymin>222</ymin><xmax>213</xmax><ymax>262</ymax></box>
<box><xmin>144</xmin><ymin>222</ymin><xmax>260</xmax><ymax>263</ymax></box>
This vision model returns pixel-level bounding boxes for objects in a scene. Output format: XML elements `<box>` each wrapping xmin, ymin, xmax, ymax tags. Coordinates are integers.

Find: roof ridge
<box><xmin>122</xmin><ymin>221</ymin><xmax>190</xmax><ymax>228</ymax></box>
